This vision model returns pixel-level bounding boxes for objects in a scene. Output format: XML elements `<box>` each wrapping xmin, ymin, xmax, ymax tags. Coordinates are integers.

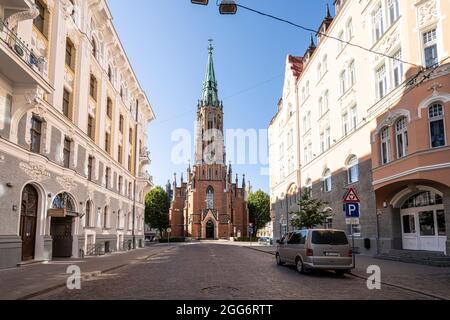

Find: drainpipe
<box><xmin>132</xmin><ymin>100</ymin><xmax>139</xmax><ymax>250</ymax></box>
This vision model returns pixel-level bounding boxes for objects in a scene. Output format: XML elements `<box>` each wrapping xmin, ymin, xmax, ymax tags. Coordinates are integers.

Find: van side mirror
<box><xmin>276</xmin><ymin>239</ymin><xmax>282</xmax><ymax>244</ymax></box>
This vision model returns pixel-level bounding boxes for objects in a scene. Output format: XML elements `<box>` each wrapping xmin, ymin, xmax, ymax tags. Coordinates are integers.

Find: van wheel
<box><xmin>276</xmin><ymin>253</ymin><xmax>284</xmax><ymax>266</ymax></box>
<box><xmin>296</xmin><ymin>257</ymin><xmax>306</xmax><ymax>274</ymax></box>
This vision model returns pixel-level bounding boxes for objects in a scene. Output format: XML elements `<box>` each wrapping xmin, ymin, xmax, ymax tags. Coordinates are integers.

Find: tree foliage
<box><xmin>290</xmin><ymin>187</ymin><xmax>332</xmax><ymax>230</ymax></box>
<box><xmin>247</xmin><ymin>190</ymin><xmax>271</xmax><ymax>235</ymax></box>
<box><xmin>145</xmin><ymin>186</ymin><xmax>170</xmax><ymax>236</ymax></box>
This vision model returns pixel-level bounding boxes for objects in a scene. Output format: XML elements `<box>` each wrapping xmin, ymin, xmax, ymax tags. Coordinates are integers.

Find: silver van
<box><xmin>276</xmin><ymin>229</ymin><xmax>353</xmax><ymax>276</ymax></box>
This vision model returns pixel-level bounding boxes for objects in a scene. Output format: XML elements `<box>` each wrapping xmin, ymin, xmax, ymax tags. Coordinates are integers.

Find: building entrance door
<box><xmin>20</xmin><ymin>185</ymin><xmax>39</xmax><ymax>261</ymax></box>
<box><xmin>400</xmin><ymin>191</ymin><xmax>447</xmax><ymax>253</ymax></box>
<box><xmin>51</xmin><ymin>217</ymin><xmax>73</xmax><ymax>257</ymax></box>
<box><xmin>206</xmin><ymin>220</ymin><xmax>215</xmax><ymax>239</ymax></box>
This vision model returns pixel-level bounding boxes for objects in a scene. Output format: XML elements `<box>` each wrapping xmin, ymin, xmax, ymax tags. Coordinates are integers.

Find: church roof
<box><xmin>202</xmin><ymin>40</ymin><xmax>219</xmax><ymax>106</ymax></box>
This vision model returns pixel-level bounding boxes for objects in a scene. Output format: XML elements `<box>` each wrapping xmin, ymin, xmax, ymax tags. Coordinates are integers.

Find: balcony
<box><xmin>139</xmin><ymin>148</ymin><xmax>151</xmax><ymax>165</ymax></box>
<box><xmin>137</xmin><ymin>171</ymin><xmax>154</xmax><ymax>193</ymax></box>
<box><xmin>0</xmin><ymin>19</ymin><xmax>52</xmax><ymax>92</ymax></box>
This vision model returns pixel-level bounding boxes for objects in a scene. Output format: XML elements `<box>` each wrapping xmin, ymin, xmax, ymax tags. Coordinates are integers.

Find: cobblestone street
<box><xmin>17</xmin><ymin>242</ymin><xmax>448</xmax><ymax>300</ymax></box>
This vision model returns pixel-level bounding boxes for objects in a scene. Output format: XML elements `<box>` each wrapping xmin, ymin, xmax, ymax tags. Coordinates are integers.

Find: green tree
<box><xmin>290</xmin><ymin>187</ymin><xmax>332</xmax><ymax>229</ymax></box>
<box><xmin>247</xmin><ymin>190</ymin><xmax>271</xmax><ymax>236</ymax></box>
<box><xmin>145</xmin><ymin>186</ymin><xmax>170</xmax><ymax>237</ymax></box>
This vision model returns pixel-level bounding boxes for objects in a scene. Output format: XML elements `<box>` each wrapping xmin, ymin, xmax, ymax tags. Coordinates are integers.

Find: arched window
<box><xmin>347</xmin><ymin>155</ymin><xmax>359</xmax><ymax>184</ymax></box>
<box><xmin>85</xmin><ymin>201</ymin><xmax>92</xmax><ymax>227</ymax></box>
<box><xmin>52</xmin><ymin>193</ymin><xmax>75</xmax><ymax>213</ymax></box>
<box><xmin>206</xmin><ymin>186</ymin><xmax>214</xmax><ymax>209</ymax></box>
<box><xmin>395</xmin><ymin>117</ymin><xmax>408</xmax><ymax>158</ymax></box>
<box><xmin>322</xmin><ymin>169</ymin><xmax>332</xmax><ymax>193</ymax></box>
<box><xmin>380</xmin><ymin>127</ymin><xmax>390</xmax><ymax>165</ymax></box>
<box><xmin>103</xmin><ymin>206</ymin><xmax>109</xmax><ymax>229</ymax></box>
<box><xmin>108</xmin><ymin>65</ymin><xmax>113</xmax><ymax>82</ymax></box>
<box><xmin>207</xmin><ymin>114</ymin><xmax>214</xmax><ymax>130</ymax></box>
<box><xmin>429</xmin><ymin>103</ymin><xmax>445</xmax><ymax>148</ymax></box>
<box><xmin>323</xmin><ymin>55</ymin><xmax>328</xmax><ymax>73</ymax></box>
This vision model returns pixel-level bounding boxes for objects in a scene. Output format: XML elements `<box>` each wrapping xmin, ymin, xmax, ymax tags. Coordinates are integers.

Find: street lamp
<box><xmin>191</xmin><ymin>0</ymin><xmax>237</xmax><ymax>15</ymax></box>
<box><xmin>219</xmin><ymin>0</ymin><xmax>237</xmax><ymax>15</ymax></box>
<box><xmin>191</xmin><ymin>0</ymin><xmax>208</xmax><ymax>5</ymax></box>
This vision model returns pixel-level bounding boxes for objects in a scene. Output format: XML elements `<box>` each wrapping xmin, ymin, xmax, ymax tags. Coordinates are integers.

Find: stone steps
<box><xmin>376</xmin><ymin>250</ymin><xmax>450</xmax><ymax>267</ymax></box>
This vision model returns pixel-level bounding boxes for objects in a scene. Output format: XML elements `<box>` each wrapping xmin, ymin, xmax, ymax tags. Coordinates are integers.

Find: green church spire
<box><xmin>202</xmin><ymin>39</ymin><xmax>219</xmax><ymax>106</ymax></box>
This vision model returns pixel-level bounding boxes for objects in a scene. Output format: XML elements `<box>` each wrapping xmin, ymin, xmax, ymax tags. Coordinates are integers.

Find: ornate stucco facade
<box><xmin>0</xmin><ymin>0</ymin><xmax>155</xmax><ymax>269</ymax></box>
<box><xmin>269</xmin><ymin>0</ymin><xmax>450</xmax><ymax>256</ymax></box>
<box><xmin>169</xmin><ymin>43</ymin><xmax>249</xmax><ymax>240</ymax></box>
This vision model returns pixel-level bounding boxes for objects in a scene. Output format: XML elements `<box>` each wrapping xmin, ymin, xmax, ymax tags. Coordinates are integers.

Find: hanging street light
<box><xmin>219</xmin><ymin>0</ymin><xmax>237</xmax><ymax>15</ymax></box>
<box><xmin>191</xmin><ymin>0</ymin><xmax>208</xmax><ymax>5</ymax></box>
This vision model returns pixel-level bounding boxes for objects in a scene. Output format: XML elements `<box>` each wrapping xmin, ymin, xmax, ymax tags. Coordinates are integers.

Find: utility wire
<box><xmin>234</xmin><ymin>3</ymin><xmax>422</xmax><ymax>68</ymax></box>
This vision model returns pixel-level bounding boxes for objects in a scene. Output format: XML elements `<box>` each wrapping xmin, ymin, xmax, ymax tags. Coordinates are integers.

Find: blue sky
<box><xmin>108</xmin><ymin>0</ymin><xmax>333</xmax><ymax>193</ymax></box>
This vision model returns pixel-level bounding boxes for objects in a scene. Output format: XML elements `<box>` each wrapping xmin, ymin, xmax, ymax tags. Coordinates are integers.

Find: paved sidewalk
<box><xmin>243</xmin><ymin>245</ymin><xmax>450</xmax><ymax>299</ymax></box>
<box><xmin>0</xmin><ymin>244</ymin><xmax>173</xmax><ymax>300</ymax></box>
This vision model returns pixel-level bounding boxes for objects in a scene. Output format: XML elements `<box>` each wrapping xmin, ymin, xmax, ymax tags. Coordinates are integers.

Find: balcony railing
<box><xmin>0</xmin><ymin>19</ymin><xmax>46</xmax><ymax>78</ymax></box>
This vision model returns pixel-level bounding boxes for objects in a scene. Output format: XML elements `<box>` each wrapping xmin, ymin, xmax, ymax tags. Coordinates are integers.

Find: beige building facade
<box><xmin>269</xmin><ymin>0</ymin><xmax>450</xmax><ymax>256</ymax></box>
<box><xmin>0</xmin><ymin>0</ymin><xmax>155</xmax><ymax>268</ymax></box>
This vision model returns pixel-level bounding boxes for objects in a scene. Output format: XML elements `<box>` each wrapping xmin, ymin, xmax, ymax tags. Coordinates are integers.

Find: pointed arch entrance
<box><xmin>20</xmin><ymin>185</ymin><xmax>39</xmax><ymax>261</ymax></box>
<box><xmin>206</xmin><ymin>220</ymin><xmax>215</xmax><ymax>239</ymax></box>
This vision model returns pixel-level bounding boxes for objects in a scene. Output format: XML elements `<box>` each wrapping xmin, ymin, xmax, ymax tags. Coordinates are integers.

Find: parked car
<box><xmin>275</xmin><ymin>229</ymin><xmax>353</xmax><ymax>276</ymax></box>
<box><xmin>258</xmin><ymin>237</ymin><xmax>273</xmax><ymax>245</ymax></box>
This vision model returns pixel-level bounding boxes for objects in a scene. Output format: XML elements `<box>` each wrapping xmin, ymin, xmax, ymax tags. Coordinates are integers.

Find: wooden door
<box><xmin>20</xmin><ymin>185</ymin><xmax>38</xmax><ymax>261</ymax></box>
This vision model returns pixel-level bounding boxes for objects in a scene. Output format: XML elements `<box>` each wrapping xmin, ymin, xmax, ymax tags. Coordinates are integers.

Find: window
<box><xmin>347</xmin><ymin>155</ymin><xmax>359</xmax><ymax>184</ymax></box>
<box><xmin>324</xmin><ymin>91</ymin><xmax>329</xmax><ymax>113</ymax></box>
<box><xmin>340</xmin><ymin>70</ymin><xmax>346</xmax><ymax>95</ymax></box>
<box><xmin>376</xmin><ymin>65</ymin><xmax>387</xmax><ymax>99</ymax></box>
<box><xmin>323</xmin><ymin>169</ymin><xmax>332</xmax><ymax>192</ymax></box>
<box><xmin>307</xmin><ymin>111</ymin><xmax>311</xmax><ymax>131</ymax></box>
<box><xmin>88</xmin><ymin>156</ymin><xmax>94</xmax><ymax>181</ymax></box>
<box><xmin>30</xmin><ymin>116</ymin><xmax>42</xmax><ymax>153</ymax></box>
<box><xmin>128</xmin><ymin>182</ymin><xmax>133</xmax><ymax>198</ymax></box>
<box><xmin>318</xmin><ymin>97</ymin><xmax>323</xmax><ymax>117</ymax></box>
<box><xmin>65</xmin><ymin>39</ymin><xmax>74</xmax><ymax>69</ymax></box>
<box><xmin>106</xmin><ymin>98</ymin><xmax>113</xmax><ymax>119</ymax></box>
<box><xmin>323</xmin><ymin>55</ymin><xmax>328</xmax><ymax>73</ymax></box>
<box><xmin>85</xmin><ymin>201</ymin><xmax>92</xmax><ymax>227</ymax></box>
<box><xmin>429</xmin><ymin>104</ymin><xmax>445</xmax><ymax>148</ymax></box>
<box><xmin>395</xmin><ymin>117</ymin><xmax>408</xmax><ymax>158</ymax></box>
<box><xmin>118</xmin><ymin>176</ymin><xmax>123</xmax><ymax>194</ymax></box>
<box><xmin>423</xmin><ymin>29</ymin><xmax>438</xmax><ymax>68</ymax></box>
<box><xmin>380</xmin><ymin>127</ymin><xmax>391</xmax><ymax>164</ymax></box>
<box><xmin>92</xmin><ymin>38</ymin><xmax>97</xmax><ymax>58</ymax></box>
<box><xmin>103</xmin><ymin>207</ymin><xmax>109</xmax><ymax>229</ymax></box>
<box><xmin>118</xmin><ymin>145</ymin><xmax>123</xmax><ymax>164</ymax></box>
<box><xmin>389</xmin><ymin>0</ymin><xmax>400</xmax><ymax>25</ymax></box>
<box><xmin>34</xmin><ymin>0</ymin><xmax>46</xmax><ymax>35</ymax></box>
<box><xmin>128</xmin><ymin>154</ymin><xmax>132</xmax><ymax>172</ymax></box>
<box><xmin>342</xmin><ymin>112</ymin><xmax>349</xmax><ymax>136</ymax></box>
<box><xmin>349</xmin><ymin>61</ymin><xmax>356</xmax><ymax>87</ymax></box>
<box><xmin>105</xmin><ymin>132</ymin><xmax>111</xmax><ymax>154</ymax></box>
<box><xmin>108</xmin><ymin>66</ymin><xmax>113</xmax><ymax>82</ymax></box>
<box><xmin>393</xmin><ymin>50</ymin><xmax>403</xmax><ymax>87</ymax></box>
<box><xmin>320</xmin><ymin>132</ymin><xmax>325</xmax><ymax>153</ymax></box>
<box><xmin>306</xmin><ymin>82</ymin><xmax>310</xmax><ymax>97</ymax></box>
<box><xmin>350</xmin><ymin>106</ymin><xmax>358</xmax><ymax>130</ymax></box>
<box><xmin>338</xmin><ymin>31</ymin><xmax>344</xmax><ymax>51</ymax></box>
<box><xmin>373</xmin><ymin>5</ymin><xmax>384</xmax><ymax>42</ymax></box>
<box><xmin>105</xmin><ymin>167</ymin><xmax>111</xmax><ymax>189</ymax></box>
<box><xmin>119</xmin><ymin>115</ymin><xmax>124</xmax><ymax>133</ymax></box>
<box><xmin>62</xmin><ymin>89</ymin><xmax>71</xmax><ymax>118</ymax></box>
<box><xmin>90</xmin><ymin>74</ymin><xmax>97</xmax><ymax>100</ymax></box>
<box><xmin>308</xmin><ymin>142</ymin><xmax>312</xmax><ymax>163</ymax></box>
<box><xmin>207</xmin><ymin>114</ymin><xmax>214</xmax><ymax>130</ymax></box>
<box><xmin>63</xmin><ymin>137</ymin><xmax>71</xmax><ymax>168</ymax></box>
<box><xmin>325</xmin><ymin>127</ymin><xmax>331</xmax><ymax>150</ymax></box>
<box><xmin>317</xmin><ymin>63</ymin><xmax>322</xmax><ymax>81</ymax></box>
<box><xmin>206</xmin><ymin>186</ymin><xmax>214</xmax><ymax>209</ymax></box>
<box><xmin>287</xmin><ymin>127</ymin><xmax>294</xmax><ymax>147</ymax></box>
<box><xmin>129</xmin><ymin>128</ymin><xmax>133</xmax><ymax>144</ymax></box>
<box><xmin>346</xmin><ymin>19</ymin><xmax>353</xmax><ymax>40</ymax></box>
<box><xmin>87</xmin><ymin>115</ymin><xmax>95</xmax><ymax>140</ymax></box>
<box><xmin>305</xmin><ymin>179</ymin><xmax>312</xmax><ymax>198</ymax></box>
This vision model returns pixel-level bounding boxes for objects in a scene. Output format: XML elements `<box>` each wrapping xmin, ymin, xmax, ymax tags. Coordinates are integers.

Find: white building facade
<box><xmin>269</xmin><ymin>0</ymin><xmax>450</xmax><ymax>256</ymax></box>
<box><xmin>0</xmin><ymin>0</ymin><xmax>155</xmax><ymax>269</ymax></box>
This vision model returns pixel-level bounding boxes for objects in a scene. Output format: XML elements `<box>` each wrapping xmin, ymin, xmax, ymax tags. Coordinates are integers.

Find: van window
<box><xmin>311</xmin><ymin>230</ymin><xmax>348</xmax><ymax>245</ymax></box>
<box><xmin>288</xmin><ymin>232</ymin><xmax>301</xmax><ymax>244</ymax></box>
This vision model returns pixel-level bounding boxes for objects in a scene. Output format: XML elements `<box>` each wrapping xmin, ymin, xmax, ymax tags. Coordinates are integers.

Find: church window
<box><xmin>206</xmin><ymin>186</ymin><xmax>214</xmax><ymax>209</ymax></box>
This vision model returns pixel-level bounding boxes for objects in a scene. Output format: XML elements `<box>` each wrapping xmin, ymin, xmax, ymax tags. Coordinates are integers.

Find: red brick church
<box><xmin>169</xmin><ymin>41</ymin><xmax>249</xmax><ymax>240</ymax></box>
